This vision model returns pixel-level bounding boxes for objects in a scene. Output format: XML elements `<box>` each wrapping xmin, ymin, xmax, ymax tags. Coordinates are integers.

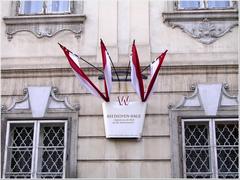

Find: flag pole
<box><xmin>141</xmin><ymin>59</ymin><xmax>157</xmax><ymax>73</ymax></box>
<box><xmin>125</xmin><ymin>60</ymin><xmax>130</xmax><ymax>81</ymax></box>
<box><xmin>141</xmin><ymin>52</ymin><xmax>166</xmax><ymax>73</ymax></box>
<box><xmin>100</xmin><ymin>39</ymin><xmax>120</xmax><ymax>82</ymax></box>
<box><xmin>78</xmin><ymin>56</ymin><xmax>104</xmax><ymax>73</ymax></box>
<box><xmin>58</xmin><ymin>43</ymin><xmax>103</xmax><ymax>73</ymax></box>
<box><xmin>105</xmin><ymin>50</ymin><xmax>120</xmax><ymax>82</ymax></box>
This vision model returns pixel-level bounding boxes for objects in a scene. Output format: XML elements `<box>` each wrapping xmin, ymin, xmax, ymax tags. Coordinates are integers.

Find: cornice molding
<box><xmin>1</xmin><ymin>64</ymin><xmax>238</xmax><ymax>79</ymax></box>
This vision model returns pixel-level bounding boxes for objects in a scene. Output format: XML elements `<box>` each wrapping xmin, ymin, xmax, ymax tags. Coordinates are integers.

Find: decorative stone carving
<box><xmin>171</xmin><ymin>83</ymin><xmax>238</xmax><ymax>116</ymax></box>
<box><xmin>162</xmin><ymin>11</ymin><xmax>238</xmax><ymax>44</ymax></box>
<box><xmin>3</xmin><ymin>14</ymin><xmax>86</xmax><ymax>41</ymax></box>
<box><xmin>1</xmin><ymin>86</ymin><xmax>80</xmax><ymax>116</ymax></box>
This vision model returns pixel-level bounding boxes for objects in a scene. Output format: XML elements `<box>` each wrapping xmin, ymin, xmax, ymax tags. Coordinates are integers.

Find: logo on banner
<box><xmin>117</xmin><ymin>96</ymin><xmax>130</xmax><ymax>106</ymax></box>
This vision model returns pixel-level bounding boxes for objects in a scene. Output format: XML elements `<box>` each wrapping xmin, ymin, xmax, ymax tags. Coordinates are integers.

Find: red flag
<box><xmin>100</xmin><ymin>39</ymin><xmax>112</xmax><ymax>102</ymax></box>
<box><xmin>59</xmin><ymin>43</ymin><xmax>109</xmax><ymax>102</ymax></box>
<box><xmin>130</xmin><ymin>41</ymin><xmax>167</xmax><ymax>102</ymax></box>
<box><xmin>130</xmin><ymin>40</ymin><xmax>145</xmax><ymax>102</ymax></box>
<box><xmin>143</xmin><ymin>50</ymin><xmax>167</xmax><ymax>101</ymax></box>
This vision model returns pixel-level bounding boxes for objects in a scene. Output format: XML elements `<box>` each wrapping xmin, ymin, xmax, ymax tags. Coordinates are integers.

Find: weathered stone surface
<box><xmin>1</xmin><ymin>69</ymin><xmax>237</xmax><ymax>95</ymax></box>
<box><xmin>77</xmin><ymin>137</ymin><xmax>170</xmax><ymax>160</ymax></box>
<box><xmin>77</xmin><ymin>161</ymin><xmax>171</xmax><ymax>178</ymax></box>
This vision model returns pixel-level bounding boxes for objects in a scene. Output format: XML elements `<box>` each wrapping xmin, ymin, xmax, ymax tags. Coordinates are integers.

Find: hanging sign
<box><xmin>102</xmin><ymin>97</ymin><xmax>147</xmax><ymax>138</ymax></box>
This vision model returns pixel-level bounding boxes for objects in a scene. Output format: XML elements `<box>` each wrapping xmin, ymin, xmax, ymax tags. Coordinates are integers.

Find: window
<box><xmin>19</xmin><ymin>0</ymin><xmax>71</xmax><ymax>15</ymax></box>
<box><xmin>178</xmin><ymin>0</ymin><xmax>233</xmax><ymax>10</ymax></box>
<box><xmin>182</xmin><ymin>119</ymin><xmax>238</xmax><ymax>178</ymax></box>
<box><xmin>3</xmin><ymin>120</ymin><xmax>68</xmax><ymax>178</ymax></box>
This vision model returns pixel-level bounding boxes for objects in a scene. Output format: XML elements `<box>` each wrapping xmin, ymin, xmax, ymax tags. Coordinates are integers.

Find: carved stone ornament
<box><xmin>3</xmin><ymin>14</ymin><xmax>86</xmax><ymax>41</ymax></box>
<box><xmin>169</xmin><ymin>83</ymin><xmax>238</xmax><ymax>116</ymax></box>
<box><xmin>1</xmin><ymin>86</ymin><xmax>80</xmax><ymax>117</ymax></box>
<box><xmin>162</xmin><ymin>11</ymin><xmax>238</xmax><ymax>44</ymax></box>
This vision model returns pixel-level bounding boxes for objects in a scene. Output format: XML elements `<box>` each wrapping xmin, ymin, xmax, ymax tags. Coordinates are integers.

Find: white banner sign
<box><xmin>102</xmin><ymin>101</ymin><xmax>147</xmax><ymax>138</ymax></box>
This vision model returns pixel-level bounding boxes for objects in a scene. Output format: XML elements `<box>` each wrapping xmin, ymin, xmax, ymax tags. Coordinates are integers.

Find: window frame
<box><xmin>169</xmin><ymin>108</ymin><xmax>238</xmax><ymax>178</ymax></box>
<box><xmin>1</xmin><ymin>111</ymin><xmax>78</xmax><ymax>178</ymax></box>
<box><xmin>17</xmin><ymin>0</ymin><xmax>72</xmax><ymax>16</ymax></box>
<box><xmin>177</xmin><ymin>0</ymin><xmax>235</xmax><ymax>10</ymax></box>
<box><xmin>3</xmin><ymin>120</ymin><xmax>68</xmax><ymax>178</ymax></box>
<box><xmin>181</xmin><ymin>118</ymin><xmax>238</xmax><ymax>178</ymax></box>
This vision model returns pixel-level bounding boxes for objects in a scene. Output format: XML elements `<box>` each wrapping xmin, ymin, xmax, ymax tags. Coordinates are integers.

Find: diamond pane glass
<box><xmin>185</xmin><ymin>124</ymin><xmax>209</xmax><ymax>146</ymax></box>
<box><xmin>5</xmin><ymin>124</ymin><xmax>34</xmax><ymax>178</ymax></box>
<box><xmin>184</xmin><ymin>122</ymin><xmax>212</xmax><ymax>178</ymax></box>
<box><xmin>216</xmin><ymin>122</ymin><xmax>239</xmax><ymax>179</ymax></box>
<box><xmin>37</xmin><ymin>124</ymin><xmax>65</xmax><ymax>178</ymax></box>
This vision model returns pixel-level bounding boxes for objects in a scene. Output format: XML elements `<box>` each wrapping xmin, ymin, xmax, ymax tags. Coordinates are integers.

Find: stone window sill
<box><xmin>3</xmin><ymin>14</ymin><xmax>86</xmax><ymax>41</ymax></box>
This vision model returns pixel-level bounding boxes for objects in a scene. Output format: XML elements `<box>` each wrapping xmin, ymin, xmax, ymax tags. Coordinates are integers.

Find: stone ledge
<box><xmin>163</xmin><ymin>10</ymin><xmax>238</xmax><ymax>21</ymax></box>
<box><xmin>1</xmin><ymin>64</ymin><xmax>238</xmax><ymax>78</ymax></box>
<box><xmin>3</xmin><ymin>14</ymin><xmax>86</xmax><ymax>41</ymax></box>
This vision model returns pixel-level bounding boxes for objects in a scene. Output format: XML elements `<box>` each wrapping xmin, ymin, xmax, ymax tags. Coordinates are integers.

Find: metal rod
<box><xmin>77</xmin><ymin>55</ymin><xmax>104</xmax><ymax>73</ymax></box>
<box><xmin>125</xmin><ymin>61</ymin><xmax>130</xmax><ymax>81</ymax></box>
<box><xmin>59</xmin><ymin>43</ymin><xmax>104</xmax><ymax>73</ymax></box>
<box><xmin>105</xmin><ymin>50</ymin><xmax>120</xmax><ymax>81</ymax></box>
<box><xmin>141</xmin><ymin>58</ymin><xmax>157</xmax><ymax>73</ymax></box>
<box><xmin>141</xmin><ymin>52</ymin><xmax>166</xmax><ymax>73</ymax></box>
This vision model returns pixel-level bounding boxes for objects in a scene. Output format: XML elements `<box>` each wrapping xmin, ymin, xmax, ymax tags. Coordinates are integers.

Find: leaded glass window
<box><xmin>3</xmin><ymin>121</ymin><xmax>67</xmax><ymax>179</ymax></box>
<box><xmin>182</xmin><ymin>119</ymin><xmax>239</xmax><ymax>178</ymax></box>
<box><xmin>5</xmin><ymin>123</ymin><xmax>34</xmax><ymax>178</ymax></box>
<box><xmin>216</xmin><ymin>122</ymin><xmax>239</xmax><ymax>178</ymax></box>
<box><xmin>184</xmin><ymin>122</ymin><xmax>211</xmax><ymax>178</ymax></box>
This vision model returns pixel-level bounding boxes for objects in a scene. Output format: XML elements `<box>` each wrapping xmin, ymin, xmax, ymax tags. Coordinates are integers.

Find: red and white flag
<box><xmin>130</xmin><ymin>41</ymin><xmax>167</xmax><ymax>102</ymax></box>
<box><xmin>59</xmin><ymin>43</ymin><xmax>109</xmax><ymax>102</ymax></box>
<box><xmin>100</xmin><ymin>40</ymin><xmax>112</xmax><ymax>102</ymax></box>
<box><xmin>130</xmin><ymin>41</ymin><xmax>145</xmax><ymax>101</ymax></box>
<box><xmin>143</xmin><ymin>50</ymin><xmax>167</xmax><ymax>101</ymax></box>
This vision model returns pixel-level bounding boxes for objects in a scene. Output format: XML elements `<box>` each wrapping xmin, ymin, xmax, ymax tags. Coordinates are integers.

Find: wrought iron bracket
<box><xmin>98</xmin><ymin>70</ymin><xmax>148</xmax><ymax>82</ymax></box>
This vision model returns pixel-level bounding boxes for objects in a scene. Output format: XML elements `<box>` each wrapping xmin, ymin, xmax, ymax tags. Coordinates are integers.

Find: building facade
<box><xmin>1</xmin><ymin>0</ymin><xmax>239</xmax><ymax>178</ymax></box>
